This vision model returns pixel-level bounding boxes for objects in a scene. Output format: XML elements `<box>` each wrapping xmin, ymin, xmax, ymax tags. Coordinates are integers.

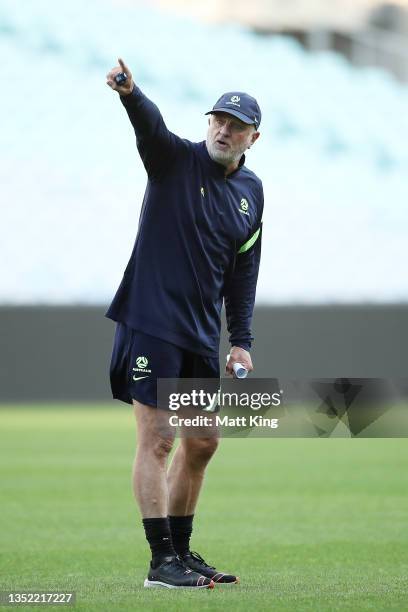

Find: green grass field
<box><xmin>1</xmin><ymin>405</ymin><xmax>408</xmax><ymax>611</ymax></box>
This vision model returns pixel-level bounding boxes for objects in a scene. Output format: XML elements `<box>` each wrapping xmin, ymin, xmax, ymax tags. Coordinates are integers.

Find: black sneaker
<box><xmin>180</xmin><ymin>551</ymin><xmax>239</xmax><ymax>585</ymax></box>
<box><xmin>144</xmin><ymin>555</ymin><xmax>215</xmax><ymax>589</ymax></box>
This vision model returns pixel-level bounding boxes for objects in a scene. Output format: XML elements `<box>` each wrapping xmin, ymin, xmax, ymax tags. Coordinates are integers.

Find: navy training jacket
<box><xmin>106</xmin><ymin>85</ymin><xmax>263</xmax><ymax>357</ymax></box>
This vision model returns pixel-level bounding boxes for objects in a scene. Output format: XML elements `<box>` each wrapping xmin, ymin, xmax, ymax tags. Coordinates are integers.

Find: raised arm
<box><xmin>106</xmin><ymin>58</ymin><xmax>187</xmax><ymax>179</ymax></box>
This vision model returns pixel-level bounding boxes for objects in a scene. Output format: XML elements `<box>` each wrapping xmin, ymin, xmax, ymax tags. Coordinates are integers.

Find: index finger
<box><xmin>118</xmin><ymin>58</ymin><xmax>130</xmax><ymax>75</ymax></box>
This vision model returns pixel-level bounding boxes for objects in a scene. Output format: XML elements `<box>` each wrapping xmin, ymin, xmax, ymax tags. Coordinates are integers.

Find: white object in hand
<box><xmin>233</xmin><ymin>362</ymin><xmax>248</xmax><ymax>379</ymax></box>
<box><xmin>226</xmin><ymin>355</ymin><xmax>248</xmax><ymax>379</ymax></box>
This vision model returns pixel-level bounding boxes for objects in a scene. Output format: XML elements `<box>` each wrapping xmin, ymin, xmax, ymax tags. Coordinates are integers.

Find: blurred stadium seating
<box><xmin>156</xmin><ymin>0</ymin><xmax>408</xmax><ymax>80</ymax></box>
<box><xmin>1</xmin><ymin>0</ymin><xmax>407</xmax><ymax>305</ymax></box>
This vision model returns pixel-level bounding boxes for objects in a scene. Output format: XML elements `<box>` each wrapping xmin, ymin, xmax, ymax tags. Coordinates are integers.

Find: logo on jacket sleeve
<box><xmin>239</xmin><ymin>198</ymin><xmax>250</xmax><ymax>216</ymax></box>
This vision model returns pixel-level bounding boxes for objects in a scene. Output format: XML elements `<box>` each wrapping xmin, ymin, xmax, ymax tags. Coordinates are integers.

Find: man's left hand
<box><xmin>226</xmin><ymin>346</ymin><xmax>253</xmax><ymax>377</ymax></box>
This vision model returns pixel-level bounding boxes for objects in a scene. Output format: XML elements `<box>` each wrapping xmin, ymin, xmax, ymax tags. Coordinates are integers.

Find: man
<box><xmin>106</xmin><ymin>58</ymin><xmax>263</xmax><ymax>589</ymax></box>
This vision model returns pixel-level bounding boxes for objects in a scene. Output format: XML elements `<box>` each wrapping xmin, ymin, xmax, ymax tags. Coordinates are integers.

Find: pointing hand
<box><xmin>106</xmin><ymin>58</ymin><xmax>134</xmax><ymax>96</ymax></box>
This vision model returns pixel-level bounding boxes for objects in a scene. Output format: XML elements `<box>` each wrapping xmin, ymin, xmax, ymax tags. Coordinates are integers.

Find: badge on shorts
<box><xmin>132</xmin><ymin>355</ymin><xmax>152</xmax><ymax>380</ymax></box>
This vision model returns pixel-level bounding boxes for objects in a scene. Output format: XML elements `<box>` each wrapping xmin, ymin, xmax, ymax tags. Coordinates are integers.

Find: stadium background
<box><xmin>1</xmin><ymin>0</ymin><xmax>407</xmax><ymax>609</ymax></box>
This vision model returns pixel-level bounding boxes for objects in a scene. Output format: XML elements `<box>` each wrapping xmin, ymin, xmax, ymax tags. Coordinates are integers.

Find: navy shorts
<box><xmin>109</xmin><ymin>322</ymin><xmax>220</xmax><ymax>408</ymax></box>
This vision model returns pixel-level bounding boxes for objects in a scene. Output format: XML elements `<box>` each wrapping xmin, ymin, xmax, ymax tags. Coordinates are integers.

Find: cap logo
<box><xmin>226</xmin><ymin>94</ymin><xmax>241</xmax><ymax>108</ymax></box>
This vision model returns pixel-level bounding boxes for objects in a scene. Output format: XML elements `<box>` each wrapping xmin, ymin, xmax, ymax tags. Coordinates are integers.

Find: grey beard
<box><xmin>206</xmin><ymin>138</ymin><xmax>242</xmax><ymax>167</ymax></box>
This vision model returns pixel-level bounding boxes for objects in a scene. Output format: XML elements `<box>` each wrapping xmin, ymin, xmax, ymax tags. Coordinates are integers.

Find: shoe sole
<box><xmin>144</xmin><ymin>579</ymin><xmax>215</xmax><ymax>589</ymax></box>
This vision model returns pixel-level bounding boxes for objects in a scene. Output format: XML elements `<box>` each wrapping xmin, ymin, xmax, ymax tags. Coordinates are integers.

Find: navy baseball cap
<box><xmin>205</xmin><ymin>92</ymin><xmax>261</xmax><ymax>129</ymax></box>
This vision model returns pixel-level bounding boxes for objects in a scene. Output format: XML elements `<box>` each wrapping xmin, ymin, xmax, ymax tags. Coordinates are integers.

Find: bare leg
<box><xmin>132</xmin><ymin>400</ymin><xmax>175</xmax><ymax>517</ymax></box>
<box><xmin>167</xmin><ymin>436</ymin><xmax>219</xmax><ymax>516</ymax></box>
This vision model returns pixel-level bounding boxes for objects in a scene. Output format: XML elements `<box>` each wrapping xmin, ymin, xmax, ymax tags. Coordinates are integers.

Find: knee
<box><xmin>151</xmin><ymin>435</ymin><xmax>174</xmax><ymax>462</ymax></box>
<box><xmin>185</xmin><ymin>437</ymin><xmax>219</xmax><ymax>466</ymax></box>
<box><xmin>134</xmin><ymin>401</ymin><xmax>174</xmax><ymax>462</ymax></box>
<box><xmin>137</xmin><ymin>427</ymin><xmax>174</xmax><ymax>463</ymax></box>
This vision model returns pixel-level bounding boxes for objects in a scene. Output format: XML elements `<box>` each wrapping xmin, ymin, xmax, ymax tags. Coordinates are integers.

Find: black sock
<box><xmin>142</xmin><ymin>517</ymin><xmax>175</xmax><ymax>565</ymax></box>
<box><xmin>168</xmin><ymin>514</ymin><xmax>194</xmax><ymax>557</ymax></box>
